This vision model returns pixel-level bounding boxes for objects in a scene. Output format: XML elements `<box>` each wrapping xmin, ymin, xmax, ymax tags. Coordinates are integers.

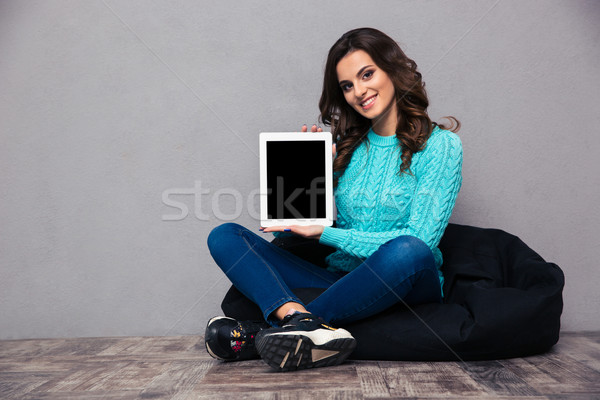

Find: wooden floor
<box><xmin>1</xmin><ymin>332</ymin><xmax>600</xmax><ymax>399</ymax></box>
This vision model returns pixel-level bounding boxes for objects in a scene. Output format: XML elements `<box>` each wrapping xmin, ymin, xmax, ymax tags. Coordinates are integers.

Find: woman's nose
<box><xmin>354</xmin><ymin>82</ymin><xmax>367</xmax><ymax>98</ymax></box>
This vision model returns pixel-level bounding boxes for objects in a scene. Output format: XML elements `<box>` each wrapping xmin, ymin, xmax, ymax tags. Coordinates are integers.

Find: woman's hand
<box><xmin>301</xmin><ymin>124</ymin><xmax>322</xmax><ymax>133</ymax></box>
<box><xmin>260</xmin><ymin>225</ymin><xmax>325</xmax><ymax>240</ymax></box>
<box><xmin>302</xmin><ymin>124</ymin><xmax>337</xmax><ymax>158</ymax></box>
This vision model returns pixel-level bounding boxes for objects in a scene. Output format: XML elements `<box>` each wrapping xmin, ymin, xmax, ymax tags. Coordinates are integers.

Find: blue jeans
<box><xmin>207</xmin><ymin>223</ymin><xmax>442</xmax><ymax>326</ymax></box>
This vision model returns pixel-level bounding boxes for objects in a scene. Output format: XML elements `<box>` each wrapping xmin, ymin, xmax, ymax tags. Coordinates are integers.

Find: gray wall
<box><xmin>1</xmin><ymin>0</ymin><xmax>598</xmax><ymax>339</ymax></box>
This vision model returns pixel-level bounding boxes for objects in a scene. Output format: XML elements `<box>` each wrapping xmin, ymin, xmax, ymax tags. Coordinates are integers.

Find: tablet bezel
<box><xmin>259</xmin><ymin>132</ymin><xmax>334</xmax><ymax>227</ymax></box>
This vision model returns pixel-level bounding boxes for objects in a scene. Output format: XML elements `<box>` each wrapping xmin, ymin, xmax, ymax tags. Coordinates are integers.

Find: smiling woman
<box><xmin>319</xmin><ymin>28</ymin><xmax>460</xmax><ymax>185</ymax></box>
<box><xmin>336</xmin><ymin>50</ymin><xmax>398</xmax><ymax>135</ymax></box>
<box><xmin>205</xmin><ymin>27</ymin><xmax>463</xmax><ymax>372</ymax></box>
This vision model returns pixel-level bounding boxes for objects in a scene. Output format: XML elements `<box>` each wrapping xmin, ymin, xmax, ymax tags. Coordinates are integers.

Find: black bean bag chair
<box><xmin>220</xmin><ymin>223</ymin><xmax>565</xmax><ymax>361</ymax></box>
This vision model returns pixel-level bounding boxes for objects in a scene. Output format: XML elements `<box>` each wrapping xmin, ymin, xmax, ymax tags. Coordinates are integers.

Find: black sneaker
<box><xmin>255</xmin><ymin>312</ymin><xmax>356</xmax><ymax>372</ymax></box>
<box><xmin>204</xmin><ymin>316</ymin><xmax>269</xmax><ymax>361</ymax></box>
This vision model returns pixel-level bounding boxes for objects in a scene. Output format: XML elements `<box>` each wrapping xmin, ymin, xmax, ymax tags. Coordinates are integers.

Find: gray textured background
<box><xmin>1</xmin><ymin>0</ymin><xmax>599</xmax><ymax>339</ymax></box>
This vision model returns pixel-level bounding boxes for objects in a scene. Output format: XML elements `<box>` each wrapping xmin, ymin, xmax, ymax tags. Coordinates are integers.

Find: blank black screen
<box><xmin>266</xmin><ymin>141</ymin><xmax>326</xmax><ymax>219</ymax></box>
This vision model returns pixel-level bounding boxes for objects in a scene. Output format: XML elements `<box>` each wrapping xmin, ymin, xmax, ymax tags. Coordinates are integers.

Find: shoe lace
<box><xmin>279</xmin><ymin>312</ymin><xmax>323</xmax><ymax>327</ymax></box>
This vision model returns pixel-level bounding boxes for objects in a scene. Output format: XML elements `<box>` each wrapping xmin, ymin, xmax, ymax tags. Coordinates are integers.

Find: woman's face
<box><xmin>336</xmin><ymin>49</ymin><xmax>397</xmax><ymax>131</ymax></box>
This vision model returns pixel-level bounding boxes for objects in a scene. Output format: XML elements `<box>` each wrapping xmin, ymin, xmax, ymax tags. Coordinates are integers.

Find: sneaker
<box><xmin>204</xmin><ymin>316</ymin><xmax>269</xmax><ymax>361</ymax></box>
<box><xmin>255</xmin><ymin>312</ymin><xmax>356</xmax><ymax>372</ymax></box>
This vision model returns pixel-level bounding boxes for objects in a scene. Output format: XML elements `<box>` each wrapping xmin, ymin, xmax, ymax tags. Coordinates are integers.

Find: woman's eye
<box><xmin>363</xmin><ymin>71</ymin><xmax>374</xmax><ymax>79</ymax></box>
<box><xmin>341</xmin><ymin>83</ymin><xmax>352</xmax><ymax>91</ymax></box>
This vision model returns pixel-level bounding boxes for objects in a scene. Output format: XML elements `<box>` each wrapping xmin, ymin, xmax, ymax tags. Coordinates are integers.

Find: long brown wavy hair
<box><xmin>318</xmin><ymin>28</ymin><xmax>460</xmax><ymax>186</ymax></box>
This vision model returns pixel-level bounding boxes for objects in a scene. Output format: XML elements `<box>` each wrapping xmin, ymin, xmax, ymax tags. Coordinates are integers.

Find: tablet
<box><xmin>259</xmin><ymin>132</ymin><xmax>334</xmax><ymax>227</ymax></box>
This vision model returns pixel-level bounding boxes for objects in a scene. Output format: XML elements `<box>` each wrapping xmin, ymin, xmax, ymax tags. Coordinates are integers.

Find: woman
<box><xmin>205</xmin><ymin>27</ymin><xmax>462</xmax><ymax>372</ymax></box>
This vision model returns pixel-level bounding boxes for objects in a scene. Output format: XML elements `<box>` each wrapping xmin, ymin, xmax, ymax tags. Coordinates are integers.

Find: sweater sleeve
<box><xmin>319</xmin><ymin>131</ymin><xmax>463</xmax><ymax>259</ymax></box>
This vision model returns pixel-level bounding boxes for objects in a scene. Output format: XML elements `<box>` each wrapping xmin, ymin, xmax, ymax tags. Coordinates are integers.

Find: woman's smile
<box><xmin>360</xmin><ymin>94</ymin><xmax>378</xmax><ymax>110</ymax></box>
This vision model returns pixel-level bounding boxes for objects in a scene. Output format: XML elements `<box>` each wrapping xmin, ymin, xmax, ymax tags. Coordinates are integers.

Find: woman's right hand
<box><xmin>302</xmin><ymin>124</ymin><xmax>336</xmax><ymax>158</ymax></box>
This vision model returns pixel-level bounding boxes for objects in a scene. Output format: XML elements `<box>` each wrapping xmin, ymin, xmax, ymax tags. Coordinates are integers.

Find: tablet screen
<box><xmin>260</xmin><ymin>132</ymin><xmax>333</xmax><ymax>227</ymax></box>
<box><xmin>266</xmin><ymin>141</ymin><xmax>326</xmax><ymax>219</ymax></box>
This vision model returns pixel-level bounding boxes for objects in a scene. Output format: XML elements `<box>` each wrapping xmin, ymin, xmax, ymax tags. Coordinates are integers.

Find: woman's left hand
<box><xmin>260</xmin><ymin>225</ymin><xmax>324</xmax><ymax>240</ymax></box>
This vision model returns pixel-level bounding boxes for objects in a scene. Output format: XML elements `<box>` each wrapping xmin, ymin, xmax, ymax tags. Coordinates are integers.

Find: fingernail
<box><xmin>284</xmin><ymin>228</ymin><xmax>291</xmax><ymax>232</ymax></box>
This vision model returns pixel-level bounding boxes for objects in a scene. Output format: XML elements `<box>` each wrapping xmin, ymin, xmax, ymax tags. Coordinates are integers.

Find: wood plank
<box><xmin>379</xmin><ymin>360</ymin><xmax>489</xmax><ymax>398</ymax></box>
<box><xmin>42</xmin><ymin>337</ymin><xmax>122</xmax><ymax>357</ymax></box>
<box><xmin>461</xmin><ymin>360</ymin><xmax>540</xmax><ymax>397</ymax></box>
<box><xmin>97</xmin><ymin>336</ymin><xmax>201</xmax><ymax>359</ymax></box>
<box><xmin>533</xmin><ymin>350</ymin><xmax>600</xmax><ymax>384</ymax></box>
<box><xmin>500</xmin><ymin>348</ymin><xmax>600</xmax><ymax>396</ymax></box>
<box><xmin>499</xmin><ymin>356</ymin><xmax>560</xmax><ymax>387</ymax></box>
<box><xmin>139</xmin><ymin>360</ymin><xmax>215</xmax><ymax>398</ymax></box>
<box><xmin>553</xmin><ymin>334</ymin><xmax>600</xmax><ymax>373</ymax></box>
<box><xmin>0</xmin><ymin>372</ymin><xmax>58</xmax><ymax>400</ymax></box>
<box><xmin>85</xmin><ymin>361</ymin><xmax>169</xmax><ymax>391</ymax></box>
<box><xmin>172</xmin><ymin>389</ymin><xmax>276</xmax><ymax>400</ymax></box>
<box><xmin>356</xmin><ymin>363</ymin><xmax>391</xmax><ymax>398</ymax></box>
<box><xmin>94</xmin><ymin>337</ymin><xmax>148</xmax><ymax>357</ymax></box>
<box><xmin>0</xmin><ymin>338</ymin><xmax>68</xmax><ymax>358</ymax></box>
<box><xmin>271</xmin><ymin>390</ymin><xmax>364</xmax><ymax>400</ymax></box>
<box><xmin>0</xmin><ymin>358</ymin><xmax>81</xmax><ymax>373</ymax></box>
<box><xmin>413</xmin><ymin>397</ymin><xmax>550</xmax><ymax>400</ymax></box>
<box><xmin>197</xmin><ymin>359</ymin><xmax>361</xmax><ymax>393</ymax></box>
<box><xmin>21</xmin><ymin>391</ymin><xmax>141</xmax><ymax>399</ymax></box>
<box><xmin>571</xmin><ymin>331</ymin><xmax>600</xmax><ymax>346</ymax></box>
<box><xmin>95</xmin><ymin>335</ymin><xmax>210</xmax><ymax>362</ymax></box>
<box><xmin>34</xmin><ymin>361</ymin><xmax>132</xmax><ymax>392</ymax></box>
<box><xmin>545</xmin><ymin>395</ymin><xmax>600</xmax><ymax>400</ymax></box>
<box><xmin>1</xmin><ymin>333</ymin><xmax>600</xmax><ymax>399</ymax></box>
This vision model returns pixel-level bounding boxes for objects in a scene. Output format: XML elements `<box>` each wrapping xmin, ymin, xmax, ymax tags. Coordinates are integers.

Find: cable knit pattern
<box><xmin>319</xmin><ymin>126</ymin><xmax>463</xmax><ymax>285</ymax></box>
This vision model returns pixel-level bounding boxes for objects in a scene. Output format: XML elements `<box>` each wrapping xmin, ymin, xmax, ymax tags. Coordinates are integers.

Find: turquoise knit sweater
<box><xmin>319</xmin><ymin>126</ymin><xmax>463</xmax><ymax>286</ymax></box>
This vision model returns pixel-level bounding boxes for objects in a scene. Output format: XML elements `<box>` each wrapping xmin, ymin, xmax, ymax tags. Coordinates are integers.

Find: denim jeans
<box><xmin>207</xmin><ymin>223</ymin><xmax>442</xmax><ymax>326</ymax></box>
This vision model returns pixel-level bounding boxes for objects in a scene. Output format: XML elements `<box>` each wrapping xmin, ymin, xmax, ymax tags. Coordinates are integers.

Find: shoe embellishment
<box><xmin>204</xmin><ymin>316</ymin><xmax>269</xmax><ymax>361</ymax></box>
<box><xmin>231</xmin><ymin>340</ymin><xmax>245</xmax><ymax>353</ymax></box>
<box><xmin>311</xmin><ymin>348</ymin><xmax>340</xmax><ymax>362</ymax></box>
<box><xmin>320</xmin><ymin>323</ymin><xmax>337</xmax><ymax>331</ymax></box>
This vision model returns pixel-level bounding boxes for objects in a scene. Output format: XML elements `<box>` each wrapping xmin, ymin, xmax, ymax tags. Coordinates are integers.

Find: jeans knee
<box><xmin>207</xmin><ymin>222</ymin><xmax>244</xmax><ymax>255</ymax></box>
<box><xmin>382</xmin><ymin>235</ymin><xmax>436</xmax><ymax>273</ymax></box>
